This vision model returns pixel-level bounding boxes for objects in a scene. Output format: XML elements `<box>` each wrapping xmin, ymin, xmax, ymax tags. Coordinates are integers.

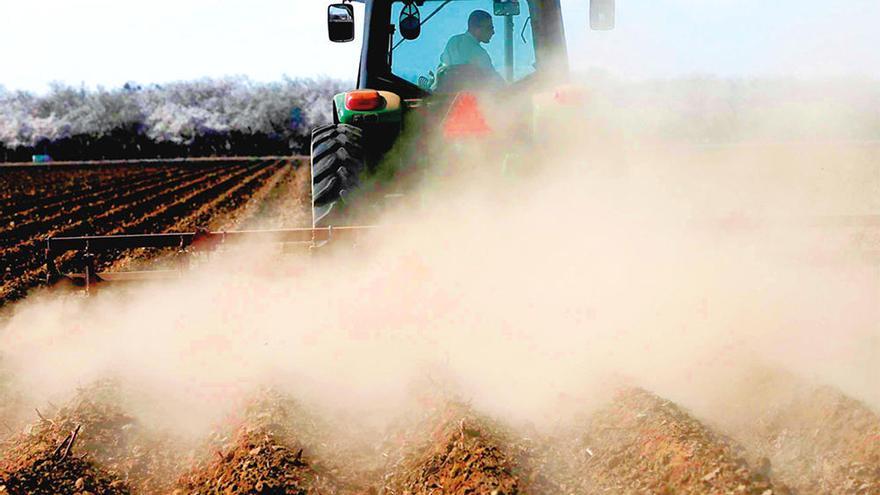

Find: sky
<box><xmin>1</xmin><ymin>0</ymin><xmax>878</xmax><ymax>93</ymax></box>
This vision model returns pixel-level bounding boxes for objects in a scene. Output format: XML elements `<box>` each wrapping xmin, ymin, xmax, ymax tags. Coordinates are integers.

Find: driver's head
<box><xmin>468</xmin><ymin>10</ymin><xmax>495</xmax><ymax>43</ymax></box>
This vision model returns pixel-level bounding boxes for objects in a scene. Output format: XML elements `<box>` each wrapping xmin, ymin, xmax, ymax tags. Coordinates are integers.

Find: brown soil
<box><xmin>3</xmin><ymin>381</ymin><xmax>879</xmax><ymax>495</ymax></box>
<box><xmin>550</xmin><ymin>388</ymin><xmax>789</xmax><ymax>495</ymax></box>
<box><xmin>0</xmin><ymin>382</ymin><xmax>181</xmax><ymax>495</ymax></box>
<box><xmin>736</xmin><ymin>383</ymin><xmax>880</xmax><ymax>494</ymax></box>
<box><xmin>172</xmin><ymin>392</ymin><xmax>346</xmax><ymax>495</ymax></box>
<box><xmin>0</xmin><ymin>159</ymin><xmax>288</xmax><ymax>305</ymax></box>
<box><xmin>381</xmin><ymin>402</ymin><xmax>525</xmax><ymax>495</ymax></box>
<box><xmin>234</xmin><ymin>161</ymin><xmax>312</xmax><ymax>230</ymax></box>
<box><xmin>174</xmin><ymin>429</ymin><xmax>327</xmax><ymax>495</ymax></box>
<box><xmin>1</xmin><ymin>154</ymin><xmax>878</xmax><ymax>494</ymax></box>
<box><xmin>0</xmin><ymin>451</ymin><xmax>128</xmax><ymax>495</ymax></box>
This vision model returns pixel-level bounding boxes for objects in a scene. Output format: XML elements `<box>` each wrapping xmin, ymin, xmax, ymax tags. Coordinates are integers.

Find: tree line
<box><xmin>0</xmin><ymin>77</ymin><xmax>344</xmax><ymax>162</ymax></box>
<box><xmin>1</xmin><ymin>75</ymin><xmax>876</xmax><ymax>162</ymax></box>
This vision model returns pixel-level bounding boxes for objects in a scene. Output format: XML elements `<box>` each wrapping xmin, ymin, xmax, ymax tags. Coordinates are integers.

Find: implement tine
<box><xmin>45</xmin><ymin>239</ymin><xmax>61</xmax><ymax>284</ymax></box>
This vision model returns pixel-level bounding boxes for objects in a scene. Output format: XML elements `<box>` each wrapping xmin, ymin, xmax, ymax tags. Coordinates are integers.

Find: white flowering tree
<box><xmin>0</xmin><ymin>76</ymin><xmax>344</xmax><ymax>158</ymax></box>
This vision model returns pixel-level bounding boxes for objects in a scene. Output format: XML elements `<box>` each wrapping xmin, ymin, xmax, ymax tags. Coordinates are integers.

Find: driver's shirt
<box><xmin>440</xmin><ymin>32</ymin><xmax>495</xmax><ymax>73</ymax></box>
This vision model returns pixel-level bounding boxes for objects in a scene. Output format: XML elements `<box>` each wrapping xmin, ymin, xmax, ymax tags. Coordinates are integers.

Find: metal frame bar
<box><xmin>46</xmin><ymin>226</ymin><xmax>376</xmax><ymax>255</ymax></box>
<box><xmin>45</xmin><ymin>226</ymin><xmax>378</xmax><ymax>289</ymax></box>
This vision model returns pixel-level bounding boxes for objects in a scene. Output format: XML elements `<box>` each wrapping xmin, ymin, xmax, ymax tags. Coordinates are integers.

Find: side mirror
<box><xmin>328</xmin><ymin>3</ymin><xmax>355</xmax><ymax>43</ymax></box>
<box><xmin>590</xmin><ymin>0</ymin><xmax>615</xmax><ymax>30</ymax></box>
<box><xmin>399</xmin><ymin>3</ymin><xmax>421</xmax><ymax>41</ymax></box>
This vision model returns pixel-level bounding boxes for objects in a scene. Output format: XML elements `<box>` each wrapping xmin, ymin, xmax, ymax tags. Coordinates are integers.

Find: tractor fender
<box><xmin>333</xmin><ymin>90</ymin><xmax>403</xmax><ymax>125</ymax></box>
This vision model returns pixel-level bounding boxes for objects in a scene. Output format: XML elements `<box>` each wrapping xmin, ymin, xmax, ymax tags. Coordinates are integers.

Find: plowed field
<box><xmin>0</xmin><ymin>159</ymin><xmax>300</xmax><ymax>305</ymax></box>
<box><xmin>1</xmin><ymin>380</ymin><xmax>878</xmax><ymax>495</ymax></box>
<box><xmin>0</xmin><ymin>145</ymin><xmax>878</xmax><ymax>495</ymax></box>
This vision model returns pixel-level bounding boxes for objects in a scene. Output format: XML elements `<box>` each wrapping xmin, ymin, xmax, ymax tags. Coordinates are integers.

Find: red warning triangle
<box><xmin>443</xmin><ymin>92</ymin><xmax>492</xmax><ymax>139</ymax></box>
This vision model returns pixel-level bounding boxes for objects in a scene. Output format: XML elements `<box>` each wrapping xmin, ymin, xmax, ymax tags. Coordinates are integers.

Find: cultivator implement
<box><xmin>45</xmin><ymin>226</ymin><xmax>377</xmax><ymax>291</ymax></box>
<box><xmin>43</xmin><ymin>213</ymin><xmax>880</xmax><ymax>293</ymax></box>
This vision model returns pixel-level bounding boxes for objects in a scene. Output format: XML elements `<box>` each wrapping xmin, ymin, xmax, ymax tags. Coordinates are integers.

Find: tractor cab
<box><xmin>312</xmin><ymin>0</ymin><xmax>616</xmax><ymax>227</ymax></box>
<box><xmin>330</xmin><ymin>0</ymin><xmax>614</xmax><ymax>98</ymax></box>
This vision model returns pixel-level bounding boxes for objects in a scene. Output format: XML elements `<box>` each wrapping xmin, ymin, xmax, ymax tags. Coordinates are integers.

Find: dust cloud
<box><xmin>0</xmin><ymin>77</ymin><xmax>877</xmax><ymax>448</ymax></box>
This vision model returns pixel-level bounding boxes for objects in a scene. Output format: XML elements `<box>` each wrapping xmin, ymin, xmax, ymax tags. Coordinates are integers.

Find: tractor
<box><xmin>42</xmin><ymin>0</ymin><xmax>617</xmax><ymax>288</ymax></box>
<box><xmin>34</xmin><ymin>1</ymin><xmax>880</xmax><ymax>295</ymax></box>
<box><xmin>311</xmin><ymin>0</ymin><xmax>616</xmax><ymax>227</ymax></box>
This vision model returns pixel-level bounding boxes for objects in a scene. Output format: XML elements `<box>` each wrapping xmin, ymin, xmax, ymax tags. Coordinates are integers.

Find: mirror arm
<box><xmin>388</xmin><ymin>24</ymin><xmax>396</xmax><ymax>66</ymax></box>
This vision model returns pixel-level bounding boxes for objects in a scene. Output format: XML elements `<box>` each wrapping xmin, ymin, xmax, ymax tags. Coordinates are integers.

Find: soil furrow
<box><xmin>0</xmin><ymin>160</ymin><xmax>273</xmax><ymax>304</ymax></box>
<box><xmin>545</xmin><ymin>388</ymin><xmax>789</xmax><ymax>494</ymax></box>
<box><xmin>0</xmin><ymin>165</ymin><xmax>244</xmax><ymax>282</ymax></box>
<box><xmin>0</xmin><ymin>167</ymin><xmax>204</xmax><ymax>244</ymax></box>
<box><xmin>0</xmin><ymin>167</ymin><xmax>170</xmax><ymax>226</ymax></box>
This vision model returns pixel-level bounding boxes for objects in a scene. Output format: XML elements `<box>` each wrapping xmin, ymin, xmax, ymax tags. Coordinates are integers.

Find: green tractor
<box><xmin>312</xmin><ymin>0</ymin><xmax>616</xmax><ymax>227</ymax></box>
<box><xmin>41</xmin><ymin>0</ymin><xmax>616</xmax><ymax>289</ymax></box>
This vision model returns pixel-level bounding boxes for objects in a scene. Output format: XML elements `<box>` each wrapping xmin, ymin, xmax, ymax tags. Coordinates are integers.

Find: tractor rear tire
<box><xmin>310</xmin><ymin>124</ymin><xmax>365</xmax><ymax>228</ymax></box>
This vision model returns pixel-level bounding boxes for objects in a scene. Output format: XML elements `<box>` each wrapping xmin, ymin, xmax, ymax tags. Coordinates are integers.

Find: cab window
<box><xmin>390</xmin><ymin>0</ymin><xmax>536</xmax><ymax>90</ymax></box>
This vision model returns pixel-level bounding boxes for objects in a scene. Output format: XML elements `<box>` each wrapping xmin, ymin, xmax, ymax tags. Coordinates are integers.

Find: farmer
<box><xmin>436</xmin><ymin>10</ymin><xmax>503</xmax><ymax>88</ymax></box>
